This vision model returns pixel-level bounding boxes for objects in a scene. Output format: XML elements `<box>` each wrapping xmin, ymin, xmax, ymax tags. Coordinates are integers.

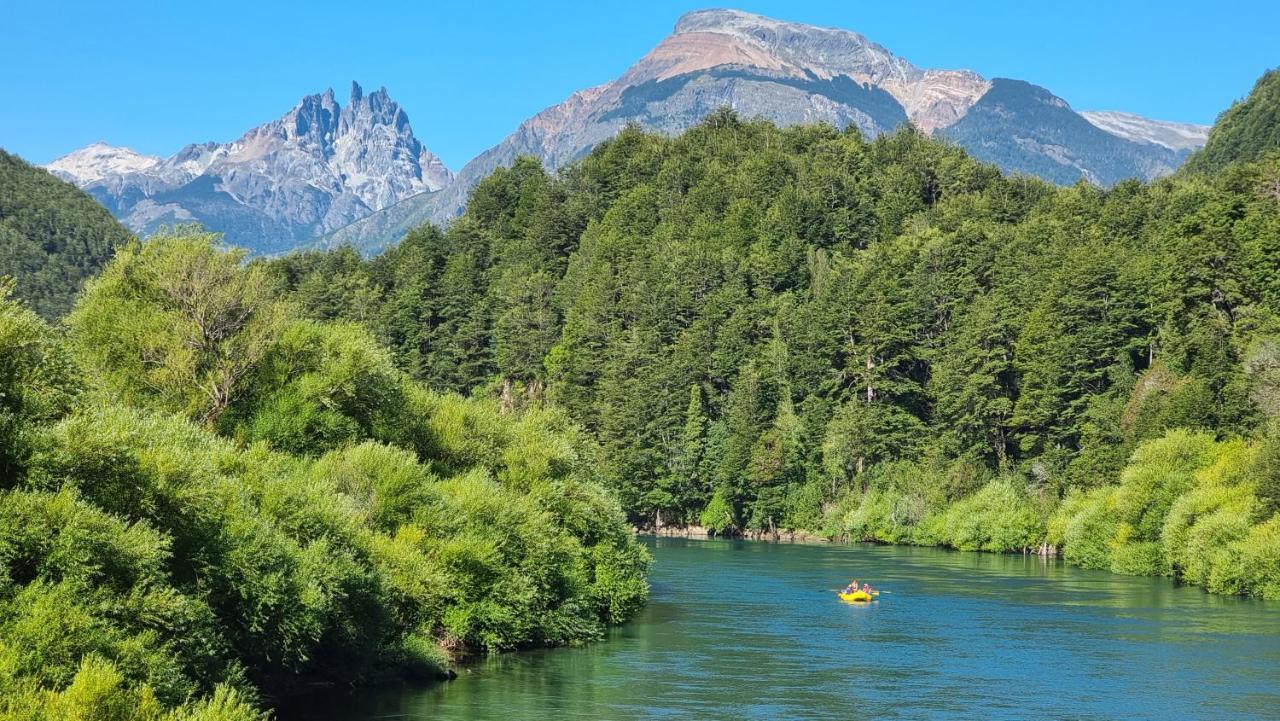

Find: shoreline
<box><xmin>635</xmin><ymin>525</ymin><xmax>1060</xmax><ymax>557</ymax></box>
<box><xmin>634</xmin><ymin>525</ymin><xmax>832</xmax><ymax>544</ymax></box>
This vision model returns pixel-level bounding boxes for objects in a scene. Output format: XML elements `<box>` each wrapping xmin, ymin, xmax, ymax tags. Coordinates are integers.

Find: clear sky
<box><xmin>3</xmin><ymin>0</ymin><xmax>1276</xmax><ymax>169</ymax></box>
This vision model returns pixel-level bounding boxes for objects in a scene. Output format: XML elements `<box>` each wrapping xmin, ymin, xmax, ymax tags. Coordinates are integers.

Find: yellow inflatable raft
<box><xmin>838</xmin><ymin>590</ymin><xmax>879</xmax><ymax>602</ymax></box>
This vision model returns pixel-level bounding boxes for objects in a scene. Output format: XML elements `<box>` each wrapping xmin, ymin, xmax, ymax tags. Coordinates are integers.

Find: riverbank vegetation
<box><xmin>0</xmin><ymin>234</ymin><xmax>648</xmax><ymax>719</ymax></box>
<box><xmin>270</xmin><ymin>72</ymin><xmax>1280</xmax><ymax>600</ymax></box>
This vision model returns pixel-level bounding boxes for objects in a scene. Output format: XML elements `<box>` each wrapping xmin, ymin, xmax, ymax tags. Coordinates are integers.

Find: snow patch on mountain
<box><xmin>1079</xmin><ymin>111</ymin><xmax>1210</xmax><ymax>151</ymax></box>
<box><xmin>46</xmin><ymin>142</ymin><xmax>161</xmax><ymax>184</ymax></box>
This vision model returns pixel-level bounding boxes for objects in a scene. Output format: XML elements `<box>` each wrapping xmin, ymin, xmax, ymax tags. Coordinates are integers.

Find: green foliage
<box><xmin>0</xmin><ymin>232</ymin><xmax>647</xmax><ymax>716</ymax></box>
<box><xmin>1207</xmin><ymin>515</ymin><xmax>1280</xmax><ymax>599</ymax></box>
<box><xmin>255</xmin><ymin>93</ymin><xmax>1280</xmax><ymax>607</ymax></box>
<box><xmin>1247</xmin><ymin>429</ymin><xmax>1280</xmax><ymax>515</ymax></box>
<box><xmin>930</xmin><ymin>478</ymin><xmax>1046</xmax><ymax>552</ymax></box>
<box><xmin>0</xmin><ymin>280</ymin><xmax>77</xmax><ymax>484</ymax></box>
<box><xmin>8</xmin><ymin>75</ymin><xmax>1280</xmax><ymax>714</ymax></box>
<box><xmin>1111</xmin><ymin>430</ymin><xmax>1219</xmax><ymax>542</ymax></box>
<box><xmin>1052</xmin><ymin>429</ymin><xmax>1276</xmax><ymax>586</ymax></box>
<box><xmin>0</xmin><ymin>150</ymin><xmax>134</xmax><ymax>321</ymax></box>
<box><xmin>67</xmin><ymin>231</ymin><xmax>290</xmax><ymax>426</ymax></box>
<box><xmin>1060</xmin><ymin>487</ymin><xmax>1120</xmax><ymax>570</ymax></box>
<box><xmin>267</xmin><ymin>105</ymin><xmax>1280</xmax><ymax>556</ymax></box>
<box><xmin>698</xmin><ymin>489</ymin><xmax>736</xmax><ymax>535</ymax></box>
<box><xmin>1184</xmin><ymin>70</ymin><xmax>1280</xmax><ymax>174</ymax></box>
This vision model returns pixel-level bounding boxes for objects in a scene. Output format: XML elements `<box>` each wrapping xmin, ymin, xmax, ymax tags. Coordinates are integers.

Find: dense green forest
<box><xmin>0</xmin><ymin>150</ymin><xmax>134</xmax><ymax>320</ymax></box>
<box><xmin>1186</xmin><ymin>69</ymin><xmax>1280</xmax><ymax>174</ymax></box>
<box><xmin>0</xmin><ymin>233</ymin><xmax>648</xmax><ymax>719</ymax></box>
<box><xmin>272</xmin><ymin>79</ymin><xmax>1280</xmax><ymax>600</ymax></box>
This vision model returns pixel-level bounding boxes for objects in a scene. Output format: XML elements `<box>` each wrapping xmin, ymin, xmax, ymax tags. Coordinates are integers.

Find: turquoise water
<box><xmin>285</xmin><ymin>537</ymin><xmax>1280</xmax><ymax>720</ymax></box>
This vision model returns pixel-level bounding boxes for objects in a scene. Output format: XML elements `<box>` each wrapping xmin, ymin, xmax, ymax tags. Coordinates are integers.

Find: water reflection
<box><xmin>283</xmin><ymin>537</ymin><xmax>1280</xmax><ymax>721</ymax></box>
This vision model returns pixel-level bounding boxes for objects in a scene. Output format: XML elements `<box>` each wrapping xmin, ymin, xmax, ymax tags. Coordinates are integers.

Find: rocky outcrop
<box><xmin>942</xmin><ymin>79</ymin><xmax>1192</xmax><ymax>186</ymax></box>
<box><xmin>47</xmin><ymin>82</ymin><xmax>452</xmax><ymax>254</ymax></box>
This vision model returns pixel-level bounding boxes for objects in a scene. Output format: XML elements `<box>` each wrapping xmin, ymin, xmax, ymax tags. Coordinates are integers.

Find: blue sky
<box><xmin>4</xmin><ymin>1</ymin><xmax>1276</xmax><ymax>169</ymax></box>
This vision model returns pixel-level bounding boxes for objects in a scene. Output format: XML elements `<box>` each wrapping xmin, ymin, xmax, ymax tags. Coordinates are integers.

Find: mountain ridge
<box><xmin>47</xmin><ymin>82</ymin><xmax>452</xmax><ymax>254</ymax></box>
<box><xmin>314</xmin><ymin>9</ymin><xmax>1208</xmax><ymax>254</ymax></box>
<box><xmin>48</xmin><ymin>9</ymin><xmax>1213</xmax><ymax>256</ymax></box>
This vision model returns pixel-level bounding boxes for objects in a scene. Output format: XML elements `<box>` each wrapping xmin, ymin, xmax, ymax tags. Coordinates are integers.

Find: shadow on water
<box><xmin>281</xmin><ymin>537</ymin><xmax>1280</xmax><ymax>721</ymax></box>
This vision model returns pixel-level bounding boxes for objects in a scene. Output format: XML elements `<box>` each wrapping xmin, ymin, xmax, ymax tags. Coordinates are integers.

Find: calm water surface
<box><xmin>286</xmin><ymin>537</ymin><xmax>1280</xmax><ymax>720</ymax></box>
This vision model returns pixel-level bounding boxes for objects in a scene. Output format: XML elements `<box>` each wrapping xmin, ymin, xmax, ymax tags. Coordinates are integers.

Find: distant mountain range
<box><xmin>47</xmin><ymin>82</ymin><xmax>451</xmax><ymax>254</ymax></box>
<box><xmin>47</xmin><ymin>9</ymin><xmax>1210</xmax><ymax>255</ymax></box>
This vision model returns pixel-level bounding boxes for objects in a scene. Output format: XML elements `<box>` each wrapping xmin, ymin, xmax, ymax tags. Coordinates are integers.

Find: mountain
<box><xmin>0</xmin><ymin>149</ymin><xmax>134</xmax><ymax>320</ymax></box>
<box><xmin>1184</xmin><ymin>69</ymin><xmax>1280</xmax><ymax>174</ymax></box>
<box><xmin>46</xmin><ymin>142</ymin><xmax>161</xmax><ymax>183</ymax></box>
<box><xmin>939</xmin><ymin>79</ymin><xmax>1192</xmax><ymax>186</ymax></box>
<box><xmin>48</xmin><ymin>82</ymin><xmax>452</xmax><ymax>254</ymax></box>
<box><xmin>1078</xmin><ymin>111</ymin><xmax>1209</xmax><ymax>152</ymax></box>
<box><xmin>316</xmin><ymin>9</ymin><xmax>1203</xmax><ymax>253</ymax></box>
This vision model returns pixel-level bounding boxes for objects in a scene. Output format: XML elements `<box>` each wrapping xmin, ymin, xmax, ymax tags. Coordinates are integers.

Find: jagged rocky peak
<box><xmin>45</xmin><ymin>81</ymin><xmax>453</xmax><ymax>254</ymax></box>
<box><xmin>282</xmin><ymin>87</ymin><xmax>340</xmax><ymax>141</ymax></box>
<box><xmin>340</xmin><ymin>82</ymin><xmax>414</xmax><ymax>135</ymax></box>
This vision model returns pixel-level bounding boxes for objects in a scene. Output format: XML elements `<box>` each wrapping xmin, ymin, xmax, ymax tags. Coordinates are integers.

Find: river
<box><xmin>283</xmin><ymin>536</ymin><xmax>1280</xmax><ymax>720</ymax></box>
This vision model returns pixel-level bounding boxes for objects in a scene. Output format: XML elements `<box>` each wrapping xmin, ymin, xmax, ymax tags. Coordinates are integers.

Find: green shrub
<box><xmin>1181</xmin><ymin>507</ymin><xmax>1253</xmax><ymax>585</ymax></box>
<box><xmin>933</xmin><ymin>478</ymin><xmax>1046</xmax><ymax>552</ymax></box>
<box><xmin>840</xmin><ymin>486</ymin><xmax>931</xmax><ymax>544</ymax></box>
<box><xmin>1109</xmin><ymin>540</ymin><xmax>1168</xmax><ymax>576</ymax></box>
<box><xmin>1062</xmin><ymin>487</ymin><xmax>1120</xmax><ymax>570</ymax></box>
<box><xmin>1248</xmin><ymin>431</ymin><xmax>1280</xmax><ymax>515</ymax></box>
<box><xmin>1112</xmin><ymin>430</ymin><xmax>1219</xmax><ymax>541</ymax></box>
<box><xmin>699</xmin><ymin>488</ymin><xmax>736</xmax><ymax>534</ymax></box>
<box><xmin>308</xmin><ymin>442</ymin><xmax>435</xmax><ymax>531</ymax></box>
<box><xmin>1209</xmin><ymin>515</ymin><xmax>1280</xmax><ymax>599</ymax></box>
<box><xmin>1162</xmin><ymin>481</ymin><xmax>1256</xmax><ymax>583</ymax></box>
<box><xmin>0</xmin><ymin>282</ymin><xmax>77</xmax><ymax>486</ymax></box>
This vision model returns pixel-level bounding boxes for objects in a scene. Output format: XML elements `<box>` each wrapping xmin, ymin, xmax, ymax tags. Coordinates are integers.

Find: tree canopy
<box><xmin>0</xmin><ymin>150</ymin><xmax>134</xmax><ymax>320</ymax></box>
<box><xmin>1184</xmin><ymin>69</ymin><xmax>1280</xmax><ymax>174</ymax></box>
<box><xmin>0</xmin><ymin>233</ymin><xmax>648</xmax><ymax>720</ymax></box>
<box><xmin>273</xmin><ymin>100</ymin><xmax>1280</xmax><ymax>600</ymax></box>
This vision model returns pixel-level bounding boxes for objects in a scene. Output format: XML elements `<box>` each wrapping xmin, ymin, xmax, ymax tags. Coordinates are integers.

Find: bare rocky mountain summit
<box><xmin>47</xmin><ymin>82</ymin><xmax>452</xmax><ymax>254</ymax></box>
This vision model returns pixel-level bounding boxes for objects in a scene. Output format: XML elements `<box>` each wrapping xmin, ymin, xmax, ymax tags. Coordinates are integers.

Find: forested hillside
<box><xmin>0</xmin><ymin>150</ymin><xmax>134</xmax><ymax>320</ymax></box>
<box><xmin>1185</xmin><ymin>69</ymin><xmax>1280</xmax><ymax>174</ymax></box>
<box><xmin>275</xmin><ymin>86</ymin><xmax>1280</xmax><ymax>599</ymax></box>
<box><xmin>0</xmin><ymin>234</ymin><xmax>648</xmax><ymax>719</ymax></box>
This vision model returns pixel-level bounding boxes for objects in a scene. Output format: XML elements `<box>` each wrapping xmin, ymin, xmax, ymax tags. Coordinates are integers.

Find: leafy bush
<box><xmin>699</xmin><ymin>489</ymin><xmax>736</xmax><ymax>534</ymax></box>
<box><xmin>931</xmin><ymin>478</ymin><xmax>1046</xmax><ymax>552</ymax></box>
<box><xmin>1062</xmin><ymin>487</ymin><xmax>1120</xmax><ymax>570</ymax></box>
<box><xmin>1112</xmin><ymin>430</ymin><xmax>1219</xmax><ymax>541</ymax></box>
<box><xmin>1162</xmin><ymin>481</ymin><xmax>1257</xmax><ymax>584</ymax></box>
<box><xmin>0</xmin><ymin>279</ymin><xmax>77</xmax><ymax>485</ymax></box>
<box><xmin>1208</xmin><ymin>515</ymin><xmax>1280</xmax><ymax>599</ymax></box>
<box><xmin>0</xmin><ymin>234</ymin><xmax>649</xmax><ymax>716</ymax></box>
